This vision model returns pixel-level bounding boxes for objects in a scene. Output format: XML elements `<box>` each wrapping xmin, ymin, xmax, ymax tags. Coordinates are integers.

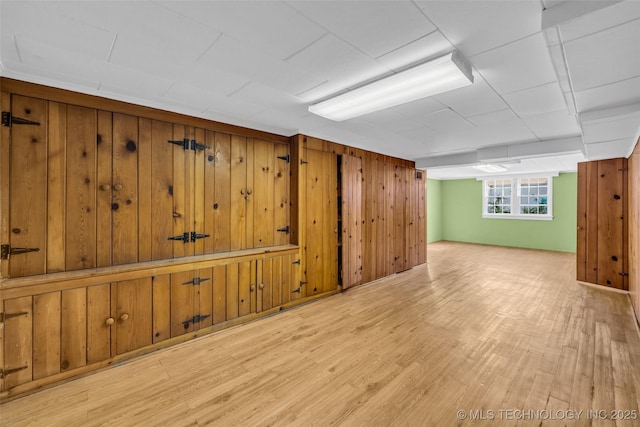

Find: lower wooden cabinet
<box><xmin>0</xmin><ymin>247</ymin><xmax>308</xmax><ymax>398</ymax></box>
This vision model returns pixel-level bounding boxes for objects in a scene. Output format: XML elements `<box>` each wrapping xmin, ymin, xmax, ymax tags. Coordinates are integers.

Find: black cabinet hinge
<box><xmin>168</xmin><ymin>233</ymin><xmax>189</xmax><ymax>244</ymax></box>
<box><xmin>191</xmin><ymin>232</ymin><xmax>210</xmax><ymax>242</ymax></box>
<box><xmin>276</xmin><ymin>225</ymin><xmax>290</xmax><ymax>234</ymax></box>
<box><xmin>0</xmin><ymin>311</ymin><xmax>28</xmax><ymax>323</ymax></box>
<box><xmin>0</xmin><ymin>365</ymin><xmax>29</xmax><ymax>378</ymax></box>
<box><xmin>182</xmin><ymin>277</ymin><xmax>211</xmax><ymax>286</ymax></box>
<box><xmin>1</xmin><ymin>244</ymin><xmax>40</xmax><ymax>260</ymax></box>
<box><xmin>299</xmin><ymin>281</ymin><xmax>308</xmax><ymax>286</ymax></box>
<box><xmin>619</xmin><ymin>272</ymin><xmax>629</xmax><ymax>277</ymax></box>
<box><xmin>2</xmin><ymin>112</ymin><xmax>41</xmax><ymax>127</ymax></box>
<box><xmin>277</xmin><ymin>154</ymin><xmax>290</xmax><ymax>163</ymax></box>
<box><xmin>291</xmin><ymin>288</ymin><xmax>301</xmax><ymax>294</ymax></box>
<box><xmin>182</xmin><ymin>313</ymin><xmax>211</xmax><ymax>329</ymax></box>
<box><xmin>300</xmin><ymin>159</ymin><xmax>308</xmax><ymax>165</ymax></box>
<box><xmin>292</xmin><ymin>259</ymin><xmax>301</xmax><ymax>265</ymax></box>
<box><xmin>168</xmin><ymin>139</ymin><xmax>211</xmax><ymax>151</ymax></box>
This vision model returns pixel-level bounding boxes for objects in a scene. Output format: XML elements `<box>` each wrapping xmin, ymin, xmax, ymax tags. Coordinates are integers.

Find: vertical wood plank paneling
<box><xmin>170</xmin><ymin>271</ymin><xmax>195</xmax><ymax>337</ymax></box>
<box><xmin>254</xmin><ymin>259</ymin><xmax>262</xmax><ymax>313</ymax></box>
<box><xmin>245</xmin><ymin>139</ymin><xmax>255</xmax><ymax>250</ymax></box>
<box><xmin>183</xmin><ymin>126</ymin><xmax>196</xmax><ymax>258</ymax></box>
<box><xmin>289</xmin><ymin>136</ymin><xmax>301</xmax><ymax>248</ymax></box>
<box><xmin>152</xmin><ymin>274</ymin><xmax>171</xmax><ymax>343</ymax></box>
<box><xmin>86</xmin><ymin>284</ymin><xmax>110</xmax><ymax>363</ymax></box>
<box><xmin>65</xmin><ymin>105</ymin><xmax>97</xmax><ymax>271</ymax></box>
<box><xmin>96</xmin><ymin>111</ymin><xmax>113</xmax><ymax>268</ymax></box>
<box><xmin>32</xmin><ymin>292</ymin><xmax>60</xmax><ymax>379</ymax></box>
<box><xmin>271</xmin><ymin>255</ymin><xmax>282</xmax><ymax>308</ymax></box>
<box><xmin>376</xmin><ymin>157</ymin><xmax>387</xmax><ymax>279</ymax></box>
<box><xmin>203</xmin><ymin>131</ymin><xmax>216</xmax><ymax>254</ymax></box>
<box><xmin>9</xmin><ymin>96</ymin><xmax>47</xmax><ymax>277</ymax></box>
<box><xmin>113</xmin><ymin>278</ymin><xmax>152</xmax><ymax>355</ymax></box>
<box><xmin>363</xmin><ymin>152</ymin><xmax>375</xmax><ymax>283</ymax></box>
<box><xmin>171</xmin><ymin>125</ymin><xmax>186</xmax><ymax>259</ymax></box>
<box><xmin>3</xmin><ymin>296</ymin><xmax>33</xmax><ymax>388</ymax></box>
<box><xmin>622</xmin><ymin>158</ymin><xmax>629</xmax><ymax>291</ymax></box>
<box><xmin>214</xmin><ymin>133</ymin><xmax>232</xmax><ymax>252</ymax></box>
<box><xmin>198</xmin><ymin>267</ymin><xmax>213</xmax><ymax>329</ymax></box>
<box><xmin>417</xmin><ymin>170</ymin><xmax>427</xmax><ymax>265</ymax></box>
<box><xmin>47</xmin><ymin>102</ymin><xmax>66</xmax><ymax>273</ymax></box>
<box><xmin>226</xmin><ymin>263</ymin><xmax>239</xmax><ymax>320</ymax></box>
<box><xmin>576</xmin><ymin>162</ymin><xmax>587</xmax><ymax>282</ymax></box>
<box><xmin>253</xmin><ymin>139</ymin><xmax>275</xmax><ymax>247</ymax></box>
<box><xmin>262</xmin><ymin>258</ymin><xmax>274</xmax><ymax>312</ymax></box>
<box><xmin>137</xmin><ymin>118</ymin><xmax>152</xmax><ymax>262</ymax></box>
<box><xmin>151</xmin><ymin>120</ymin><xmax>174</xmax><ymax>260</ymax></box>
<box><xmin>212</xmin><ymin>265</ymin><xmax>227</xmax><ymax>324</ymax></box>
<box><xmin>629</xmin><ymin>150</ymin><xmax>640</xmax><ymax>319</ymax></box>
<box><xmin>326</xmin><ymin>151</ymin><xmax>338</xmax><ymax>291</ymax></box>
<box><xmin>585</xmin><ymin>161</ymin><xmax>599</xmax><ymax>284</ymax></box>
<box><xmin>407</xmin><ymin>168</ymin><xmax>417</xmax><ymax>268</ymax></box>
<box><xmin>281</xmin><ymin>254</ymin><xmax>293</xmax><ymax>305</ymax></box>
<box><xmin>112</xmin><ymin>114</ymin><xmax>139</xmax><ymax>265</ymax></box>
<box><xmin>273</xmin><ymin>143</ymin><xmax>290</xmax><ymax>246</ymax></box>
<box><xmin>60</xmin><ymin>288</ymin><xmax>87</xmax><ymax>371</ymax></box>
<box><xmin>385</xmin><ymin>160</ymin><xmax>395</xmax><ymax>276</ymax></box>
<box><xmin>597</xmin><ymin>158</ymin><xmax>625</xmax><ymax>289</ymax></box>
<box><xmin>0</xmin><ymin>87</ymin><xmax>10</xmax><ymax>279</ymax></box>
<box><xmin>342</xmin><ymin>155</ymin><xmax>362</xmax><ymax>289</ymax></box>
<box><xmin>238</xmin><ymin>261</ymin><xmax>252</xmax><ymax>317</ymax></box>
<box><xmin>193</xmin><ymin>128</ymin><xmax>208</xmax><ymax>256</ymax></box>
<box><xmin>230</xmin><ymin>136</ymin><xmax>247</xmax><ymax>251</ymax></box>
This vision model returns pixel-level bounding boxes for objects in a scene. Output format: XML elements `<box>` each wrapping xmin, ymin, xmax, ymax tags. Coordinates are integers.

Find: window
<box><xmin>482</xmin><ymin>176</ymin><xmax>553</xmax><ymax>220</ymax></box>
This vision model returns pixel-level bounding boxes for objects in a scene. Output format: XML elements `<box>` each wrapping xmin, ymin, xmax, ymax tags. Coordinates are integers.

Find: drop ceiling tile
<box><xmin>360</xmin><ymin>109</ymin><xmax>426</xmax><ymax>133</ymax></box>
<box><xmin>288</xmin><ymin>1</ymin><xmax>435</xmax><ymax>58</ymax></box>
<box><xmin>564</xmin><ymin>19</ymin><xmax>640</xmax><ymax>91</ymax></box>
<box><xmin>199</xmin><ymin>35</ymin><xmax>325</xmax><ymax>97</ymax></box>
<box><xmin>1</xmin><ymin>1</ymin><xmax>115</xmax><ymax>61</ymax></box>
<box><xmin>375</xmin><ymin>31</ymin><xmax>454</xmax><ymax>71</ymax></box>
<box><xmin>467</xmin><ymin>109</ymin><xmax>518</xmax><ymax>127</ymax></box>
<box><xmin>559</xmin><ymin>1</ymin><xmax>640</xmax><ymax>42</ymax></box>
<box><xmin>1</xmin><ymin>59</ymin><xmax>99</xmax><ymax>91</ymax></box>
<box><xmin>582</xmin><ymin>112</ymin><xmax>640</xmax><ymax>144</ymax></box>
<box><xmin>418</xmin><ymin>109</ymin><xmax>474</xmax><ymax>133</ymax></box>
<box><xmin>230</xmin><ymin>82</ymin><xmax>306</xmax><ymax>116</ymax></box>
<box><xmin>433</xmin><ymin>75</ymin><xmax>509</xmax><ymax>117</ymax></box>
<box><xmin>98</xmin><ymin>62</ymin><xmax>174</xmax><ymax>99</ymax></box>
<box><xmin>522</xmin><ymin>111</ymin><xmax>581</xmax><ymax>140</ymax></box>
<box><xmin>470</xmin><ymin>33</ymin><xmax>558</xmax><ymax>95</ymax></box>
<box><xmin>574</xmin><ymin>76</ymin><xmax>640</xmax><ymax>113</ymax></box>
<box><xmin>162</xmin><ymin>1</ymin><xmax>325</xmax><ymax>60</ymax></box>
<box><xmin>286</xmin><ymin>34</ymin><xmax>390</xmax><ymax>101</ymax></box>
<box><xmin>502</xmin><ymin>82</ymin><xmax>567</xmax><ymax>117</ymax></box>
<box><xmin>180</xmin><ymin>65</ymin><xmax>250</xmax><ymax>97</ymax></box>
<box><xmin>391</xmin><ymin>97</ymin><xmax>447</xmax><ymax>119</ymax></box>
<box><xmin>415</xmin><ymin>0</ymin><xmax>541</xmax><ymax>57</ymax></box>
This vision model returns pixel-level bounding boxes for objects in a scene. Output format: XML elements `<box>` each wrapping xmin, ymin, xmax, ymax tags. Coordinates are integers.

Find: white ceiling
<box><xmin>1</xmin><ymin>1</ymin><xmax>639</xmax><ymax>179</ymax></box>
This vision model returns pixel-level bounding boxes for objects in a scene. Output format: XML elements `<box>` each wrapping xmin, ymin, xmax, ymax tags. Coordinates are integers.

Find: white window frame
<box><xmin>480</xmin><ymin>173</ymin><xmax>555</xmax><ymax>221</ymax></box>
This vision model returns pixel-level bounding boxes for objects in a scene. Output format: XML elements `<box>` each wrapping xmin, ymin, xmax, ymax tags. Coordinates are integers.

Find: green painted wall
<box><xmin>427</xmin><ymin>178</ymin><xmax>443</xmax><ymax>243</ymax></box>
<box><xmin>439</xmin><ymin>173</ymin><xmax>577</xmax><ymax>252</ymax></box>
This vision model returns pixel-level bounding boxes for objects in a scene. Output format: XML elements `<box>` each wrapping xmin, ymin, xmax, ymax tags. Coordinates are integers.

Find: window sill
<box><xmin>482</xmin><ymin>214</ymin><xmax>554</xmax><ymax>221</ymax></box>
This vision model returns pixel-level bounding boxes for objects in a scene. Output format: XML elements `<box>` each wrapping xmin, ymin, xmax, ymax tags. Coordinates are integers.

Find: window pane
<box><xmin>503</xmin><ymin>206</ymin><xmax>511</xmax><ymax>214</ymax></box>
<box><xmin>539</xmin><ymin>186</ymin><xmax>547</xmax><ymax>195</ymax></box>
<box><xmin>540</xmin><ymin>197</ymin><xmax>547</xmax><ymax>205</ymax></box>
<box><xmin>540</xmin><ymin>206</ymin><xmax>547</xmax><ymax>215</ymax></box>
<box><xmin>530</xmin><ymin>186</ymin><xmax>538</xmax><ymax>195</ymax></box>
<box><xmin>521</xmin><ymin>187</ymin><xmax>529</xmax><ymax>196</ymax></box>
<box><xmin>504</xmin><ymin>187</ymin><xmax>511</xmax><ymax>196</ymax></box>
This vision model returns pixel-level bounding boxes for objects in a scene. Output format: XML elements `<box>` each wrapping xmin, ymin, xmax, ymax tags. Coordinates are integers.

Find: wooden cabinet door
<box><xmin>169</xmin><ymin>268</ymin><xmax>214</xmax><ymax>338</ymax></box>
<box><xmin>7</xmin><ymin>95</ymin><xmax>48</xmax><ymax>277</ymax></box>
<box><xmin>230</xmin><ymin>136</ymin><xmax>250</xmax><ymax>250</ymax></box>
<box><xmin>342</xmin><ymin>155</ymin><xmax>362</xmax><ymax>289</ymax></box>
<box><xmin>2</xmin><ymin>296</ymin><xmax>33</xmax><ymax>390</ymax></box>
<box><xmin>111</xmin><ymin>278</ymin><xmax>152</xmax><ymax>355</ymax></box>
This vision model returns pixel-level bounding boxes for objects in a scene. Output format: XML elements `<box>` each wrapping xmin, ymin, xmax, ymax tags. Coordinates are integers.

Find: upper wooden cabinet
<box><xmin>2</xmin><ymin>95</ymin><xmax>290</xmax><ymax>278</ymax></box>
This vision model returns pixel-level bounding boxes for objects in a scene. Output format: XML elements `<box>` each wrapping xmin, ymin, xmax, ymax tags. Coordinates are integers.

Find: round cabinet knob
<box><xmin>250</xmin><ymin>284</ymin><xmax>256</xmax><ymax>291</ymax></box>
<box><xmin>105</xmin><ymin>317</ymin><xmax>115</xmax><ymax>326</ymax></box>
<box><xmin>240</xmin><ymin>189</ymin><xmax>246</xmax><ymax>195</ymax></box>
<box><xmin>246</xmin><ymin>189</ymin><xmax>252</xmax><ymax>195</ymax></box>
<box><xmin>120</xmin><ymin>313</ymin><xmax>129</xmax><ymax>322</ymax></box>
<box><xmin>258</xmin><ymin>283</ymin><xmax>264</xmax><ymax>289</ymax></box>
<box><xmin>114</xmin><ymin>184</ymin><xmax>123</xmax><ymax>191</ymax></box>
<box><xmin>101</xmin><ymin>184</ymin><xmax>111</xmax><ymax>191</ymax></box>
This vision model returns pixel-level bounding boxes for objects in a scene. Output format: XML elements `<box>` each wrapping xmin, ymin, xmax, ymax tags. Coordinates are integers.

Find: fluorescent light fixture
<box><xmin>308</xmin><ymin>51</ymin><xmax>473</xmax><ymax>121</ymax></box>
<box><xmin>473</xmin><ymin>164</ymin><xmax>508</xmax><ymax>173</ymax></box>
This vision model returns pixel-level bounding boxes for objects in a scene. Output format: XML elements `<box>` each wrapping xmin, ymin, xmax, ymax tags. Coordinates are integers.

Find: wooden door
<box><xmin>597</xmin><ymin>158</ymin><xmax>626</xmax><ymax>289</ymax></box>
<box><xmin>111</xmin><ymin>278</ymin><xmax>152</xmax><ymax>355</ymax></box>
<box><xmin>393</xmin><ymin>166</ymin><xmax>407</xmax><ymax>273</ymax></box>
<box><xmin>417</xmin><ymin>169</ymin><xmax>427</xmax><ymax>265</ymax></box>
<box><xmin>7</xmin><ymin>95</ymin><xmax>47</xmax><ymax>277</ymax></box>
<box><xmin>341</xmin><ymin>155</ymin><xmax>363</xmax><ymax>289</ymax></box>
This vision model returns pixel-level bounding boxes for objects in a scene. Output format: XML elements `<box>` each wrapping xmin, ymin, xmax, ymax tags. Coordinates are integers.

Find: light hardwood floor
<box><xmin>2</xmin><ymin>242</ymin><xmax>640</xmax><ymax>426</ymax></box>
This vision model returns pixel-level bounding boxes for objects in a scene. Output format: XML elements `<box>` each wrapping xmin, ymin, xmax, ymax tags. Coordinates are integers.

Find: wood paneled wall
<box><xmin>576</xmin><ymin>158</ymin><xmax>628</xmax><ymax>290</ymax></box>
<box><xmin>629</xmin><ymin>138</ymin><xmax>640</xmax><ymax>321</ymax></box>
<box><xmin>291</xmin><ymin>135</ymin><xmax>426</xmax><ymax>290</ymax></box>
